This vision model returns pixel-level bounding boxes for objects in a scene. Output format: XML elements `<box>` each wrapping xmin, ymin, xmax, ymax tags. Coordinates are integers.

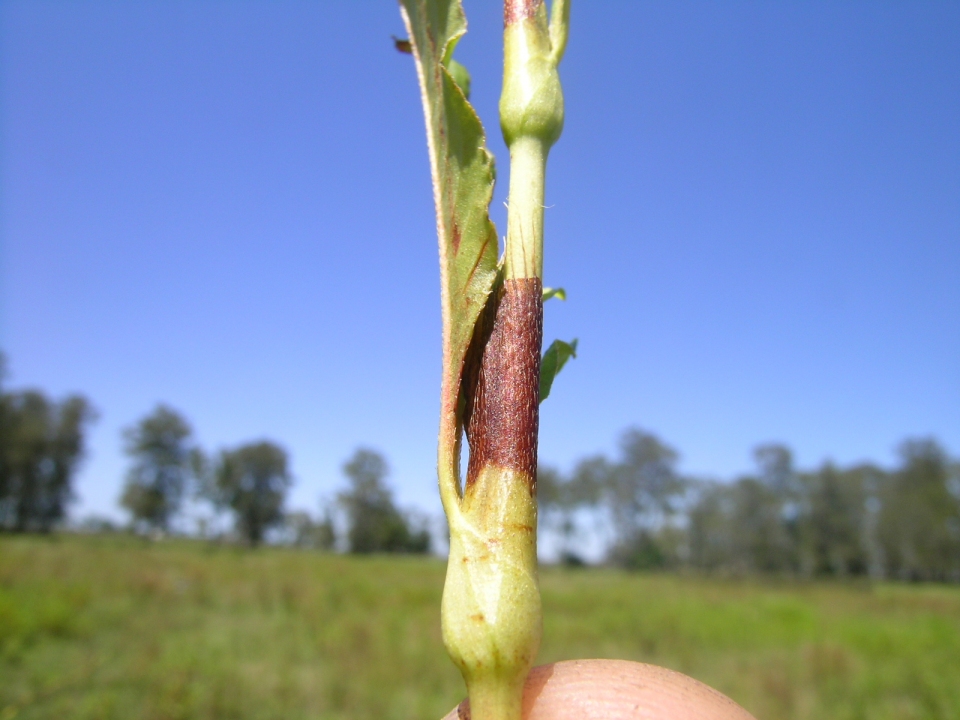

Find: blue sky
<box><xmin>2</xmin><ymin>1</ymin><xmax>958</xmax><ymax>524</ymax></box>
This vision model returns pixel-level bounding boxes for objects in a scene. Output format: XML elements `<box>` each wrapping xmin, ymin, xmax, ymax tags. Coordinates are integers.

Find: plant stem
<box><xmin>464</xmin><ymin>673</ymin><xmax>527</xmax><ymax>720</ymax></box>
<box><xmin>505</xmin><ymin>137</ymin><xmax>547</xmax><ymax>281</ymax></box>
<box><xmin>399</xmin><ymin>2</ymin><xmax>570</xmax><ymax>718</ymax></box>
<box><xmin>439</xmin><ymin>4</ymin><xmax>571</xmax><ymax>719</ymax></box>
<box><xmin>443</xmin><ymin>464</ymin><xmax>540</xmax><ymax>720</ymax></box>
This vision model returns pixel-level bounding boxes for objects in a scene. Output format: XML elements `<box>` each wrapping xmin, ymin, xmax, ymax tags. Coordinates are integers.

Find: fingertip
<box><xmin>443</xmin><ymin>659</ymin><xmax>756</xmax><ymax>720</ymax></box>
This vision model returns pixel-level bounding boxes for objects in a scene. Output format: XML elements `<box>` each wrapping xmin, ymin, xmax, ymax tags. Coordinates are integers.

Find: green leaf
<box><xmin>539</xmin><ymin>338</ymin><xmax>578</xmax><ymax>403</ymax></box>
<box><xmin>447</xmin><ymin>58</ymin><xmax>471</xmax><ymax>99</ymax></box>
<box><xmin>399</xmin><ymin>0</ymin><xmax>499</xmax><ymax>505</ymax></box>
<box><xmin>542</xmin><ymin>286</ymin><xmax>566</xmax><ymax>302</ymax></box>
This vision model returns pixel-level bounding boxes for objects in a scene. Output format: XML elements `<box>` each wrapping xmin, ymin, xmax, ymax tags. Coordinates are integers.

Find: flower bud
<box><xmin>500</xmin><ymin>6</ymin><xmax>566</xmax><ymax>149</ymax></box>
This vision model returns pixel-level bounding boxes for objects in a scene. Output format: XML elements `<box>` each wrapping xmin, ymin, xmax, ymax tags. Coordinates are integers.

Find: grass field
<box><xmin>1</xmin><ymin>535</ymin><xmax>958</xmax><ymax>720</ymax></box>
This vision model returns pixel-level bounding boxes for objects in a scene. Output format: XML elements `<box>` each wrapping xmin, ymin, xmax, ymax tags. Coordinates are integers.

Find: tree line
<box><xmin>118</xmin><ymin>404</ymin><xmax>430</xmax><ymax>552</ymax></box>
<box><xmin>2</xmin><ymin>358</ymin><xmax>957</xmax><ymax>579</ymax></box>
<box><xmin>539</xmin><ymin>429</ymin><xmax>960</xmax><ymax>582</ymax></box>
<box><xmin>0</xmin><ymin>351</ymin><xmax>428</xmax><ymax>552</ymax></box>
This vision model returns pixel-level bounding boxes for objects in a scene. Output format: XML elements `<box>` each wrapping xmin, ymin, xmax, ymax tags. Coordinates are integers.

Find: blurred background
<box><xmin>1</xmin><ymin>2</ymin><xmax>958</xmax><ymax>719</ymax></box>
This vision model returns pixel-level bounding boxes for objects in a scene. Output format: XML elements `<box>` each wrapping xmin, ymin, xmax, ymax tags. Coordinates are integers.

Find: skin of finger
<box><xmin>442</xmin><ymin>659</ymin><xmax>757</xmax><ymax>720</ymax></box>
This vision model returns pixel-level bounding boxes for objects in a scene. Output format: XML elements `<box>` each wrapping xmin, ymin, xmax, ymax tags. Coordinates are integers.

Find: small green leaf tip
<box><xmin>446</xmin><ymin>58</ymin><xmax>471</xmax><ymax>99</ymax></box>
<box><xmin>542</xmin><ymin>286</ymin><xmax>566</xmax><ymax>302</ymax></box>
<box><xmin>548</xmin><ymin>0</ymin><xmax>570</xmax><ymax>65</ymax></box>
<box><xmin>539</xmin><ymin>338</ymin><xmax>578</xmax><ymax>403</ymax></box>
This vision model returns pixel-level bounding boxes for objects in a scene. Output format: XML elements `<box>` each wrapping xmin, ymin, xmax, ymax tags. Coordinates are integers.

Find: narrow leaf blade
<box><xmin>399</xmin><ymin>0</ymin><xmax>499</xmax><ymax>504</ymax></box>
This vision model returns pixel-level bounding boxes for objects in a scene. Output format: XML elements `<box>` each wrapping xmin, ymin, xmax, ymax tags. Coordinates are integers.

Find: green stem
<box><xmin>395</xmin><ymin>2</ymin><xmax>562</xmax><ymax>714</ymax></box>
<box><xmin>505</xmin><ymin>137</ymin><xmax>547</xmax><ymax>281</ymax></box>
<box><xmin>443</xmin><ymin>466</ymin><xmax>540</xmax><ymax>720</ymax></box>
<box><xmin>439</xmin><ymin>3</ymin><xmax>571</xmax><ymax>719</ymax></box>
<box><xmin>466</xmin><ymin>675</ymin><xmax>526</xmax><ymax>720</ymax></box>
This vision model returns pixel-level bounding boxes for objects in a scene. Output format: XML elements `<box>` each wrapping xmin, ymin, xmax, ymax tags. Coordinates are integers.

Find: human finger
<box><xmin>442</xmin><ymin>659</ymin><xmax>756</xmax><ymax>720</ymax></box>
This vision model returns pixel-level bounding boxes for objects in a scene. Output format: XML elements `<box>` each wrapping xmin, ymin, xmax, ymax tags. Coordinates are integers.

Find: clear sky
<box><xmin>2</xmin><ymin>1</ymin><xmax>958</xmax><ymax>524</ymax></box>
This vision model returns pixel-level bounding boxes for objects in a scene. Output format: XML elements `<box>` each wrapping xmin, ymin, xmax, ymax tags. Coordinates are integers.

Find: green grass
<box><xmin>1</xmin><ymin>535</ymin><xmax>958</xmax><ymax>720</ymax></box>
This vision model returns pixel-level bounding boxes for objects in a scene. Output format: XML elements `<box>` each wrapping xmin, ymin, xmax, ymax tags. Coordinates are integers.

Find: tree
<box><xmin>537</xmin><ymin>433</ymin><xmax>687</xmax><ymax>569</ymax></box>
<box><xmin>754</xmin><ymin>443</ymin><xmax>798</xmax><ymax>496</ymax></box>
<box><xmin>601</xmin><ymin>429</ymin><xmax>685</xmax><ymax>567</ymax></box>
<box><xmin>0</xmin><ymin>355</ymin><xmax>8</xmax><ymax>513</ymax></box>
<box><xmin>798</xmin><ymin>463</ymin><xmax>869</xmax><ymax>577</ymax></box>
<box><xmin>0</xmin><ymin>388</ymin><xmax>95</xmax><ymax>532</ymax></box>
<box><xmin>728</xmin><ymin>476</ymin><xmax>797</xmax><ymax>574</ymax></box>
<box><xmin>537</xmin><ymin>465</ymin><xmax>587</xmax><ymax>565</ymax></box>
<box><xmin>697</xmin><ymin>444</ymin><xmax>799</xmax><ymax>575</ymax></box>
<box><xmin>338</xmin><ymin>448</ymin><xmax>429</xmax><ymax>554</ymax></box>
<box><xmin>210</xmin><ymin>441</ymin><xmax>291</xmax><ymax>546</ymax></box>
<box><xmin>877</xmin><ymin>439</ymin><xmax>960</xmax><ymax>581</ymax></box>
<box><xmin>285</xmin><ymin>510</ymin><xmax>335</xmax><ymax>550</ymax></box>
<box><xmin>688</xmin><ymin>480</ymin><xmax>736</xmax><ymax>573</ymax></box>
<box><xmin>120</xmin><ymin>405</ymin><xmax>200</xmax><ymax>532</ymax></box>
